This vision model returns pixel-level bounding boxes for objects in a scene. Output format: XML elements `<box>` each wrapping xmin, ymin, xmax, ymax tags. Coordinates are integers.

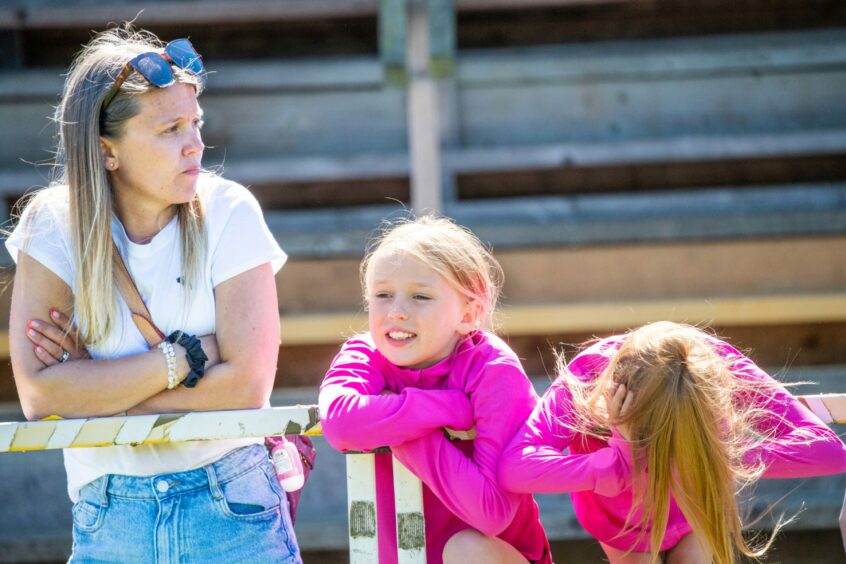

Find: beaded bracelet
<box><xmin>157</xmin><ymin>341</ymin><xmax>179</xmax><ymax>390</ymax></box>
<box><xmin>167</xmin><ymin>331</ymin><xmax>208</xmax><ymax>388</ymax></box>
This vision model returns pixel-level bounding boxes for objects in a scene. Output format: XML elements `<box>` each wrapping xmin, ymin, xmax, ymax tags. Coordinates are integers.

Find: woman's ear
<box><xmin>458</xmin><ymin>299</ymin><xmax>484</xmax><ymax>335</ymax></box>
<box><xmin>100</xmin><ymin>137</ymin><xmax>119</xmax><ymax>171</ymax></box>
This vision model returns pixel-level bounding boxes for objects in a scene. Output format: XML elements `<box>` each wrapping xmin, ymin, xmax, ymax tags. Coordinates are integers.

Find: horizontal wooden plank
<box><xmin>0</xmin><ymin>293</ymin><xmax>841</xmax><ymax>354</ymax></box>
<box><xmin>4</xmin><ymin>130</ymin><xmax>844</xmax><ymax>194</ymax></box>
<box><xmin>458</xmin><ymin>29</ymin><xmax>846</xmax><ymax>84</ymax></box>
<box><xmin>7</xmin><ymin>292</ymin><xmax>844</xmax><ymax>357</ymax></box>
<box><xmin>0</xmin><ymin>0</ymin><xmax>640</xmax><ymax>29</ymax></box>
<box><xmin>0</xmin><ymin>406</ymin><xmax>320</xmax><ymax>453</ymax></box>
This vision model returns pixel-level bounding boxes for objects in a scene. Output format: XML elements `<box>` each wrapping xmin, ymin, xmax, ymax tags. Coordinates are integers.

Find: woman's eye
<box><xmin>412</xmin><ymin>294</ymin><xmax>431</xmax><ymax>301</ymax></box>
<box><xmin>164</xmin><ymin>124</ymin><xmax>180</xmax><ymax>134</ymax></box>
<box><xmin>373</xmin><ymin>292</ymin><xmax>391</xmax><ymax>299</ymax></box>
<box><xmin>194</xmin><ymin>119</ymin><xmax>205</xmax><ymax>130</ymax></box>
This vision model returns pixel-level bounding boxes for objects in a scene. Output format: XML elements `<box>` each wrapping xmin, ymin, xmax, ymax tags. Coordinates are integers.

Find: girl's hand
<box><xmin>445</xmin><ymin>426</ymin><xmax>477</xmax><ymax>440</ymax></box>
<box><xmin>608</xmin><ymin>382</ymin><xmax>634</xmax><ymax>441</ymax></box>
<box><xmin>26</xmin><ymin>309</ymin><xmax>89</xmax><ymax>367</ymax></box>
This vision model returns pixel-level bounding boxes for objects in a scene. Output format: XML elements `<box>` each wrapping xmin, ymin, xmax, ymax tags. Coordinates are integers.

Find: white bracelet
<box><xmin>157</xmin><ymin>341</ymin><xmax>178</xmax><ymax>390</ymax></box>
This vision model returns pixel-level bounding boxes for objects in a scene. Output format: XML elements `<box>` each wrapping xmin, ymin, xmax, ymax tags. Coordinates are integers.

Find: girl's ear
<box><xmin>458</xmin><ymin>299</ymin><xmax>484</xmax><ymax>336</ymax></box>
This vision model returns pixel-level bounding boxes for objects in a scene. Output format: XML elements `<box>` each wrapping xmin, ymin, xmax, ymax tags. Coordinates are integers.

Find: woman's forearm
<box><xmin>19</xmin><ymin>345</ymin><xmax>190</xmax><ymax>420</ymax></box>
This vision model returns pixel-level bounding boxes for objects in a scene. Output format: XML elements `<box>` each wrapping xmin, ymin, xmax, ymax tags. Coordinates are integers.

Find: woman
<box><xmin>7</xmin><ymin>26</ymin><xmax>300</xmax><ymax>562</ymax></box>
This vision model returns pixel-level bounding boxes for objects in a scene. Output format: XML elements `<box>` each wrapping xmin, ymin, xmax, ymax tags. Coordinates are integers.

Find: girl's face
<box><xmin>367</xmin><ymin>250</ymin><xmax>480</xmax><ymax>370</ymax></box>
<box><xmin>101</xmin><ymin>83</ymin><xmax>204</xmax><ymax>222</ymax></box>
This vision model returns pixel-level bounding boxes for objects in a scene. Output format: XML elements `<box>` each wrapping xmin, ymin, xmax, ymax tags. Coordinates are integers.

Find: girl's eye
<box><xmin>373</xmin><ymin>292</ymin><xmax>391</xmax><ymax>299</ymax></box>
<box><xmin>194</xmin><ymin>119</ymin><xmax>205</xmax><ymax>129</ymax></box>
<box><xmin>412</xmin><ymin>294</ymin><xmax>431</xmax><ymax>301</ymax></box>
<box><xmin>164</xmin><ymin>123</ymin><xmax>180</xmax><ymax>134</ymax></box>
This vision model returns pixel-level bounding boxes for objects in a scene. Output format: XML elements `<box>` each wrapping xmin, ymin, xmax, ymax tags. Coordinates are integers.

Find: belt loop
<box><xmin>96</xmin><ymin>474</ymin><xmax>111</xmax><ymax>508</ymax></box>
<box><xmin>206</xmin><ymin>462</ymin><xmax>223</xmax><ymax>501</ymax></box>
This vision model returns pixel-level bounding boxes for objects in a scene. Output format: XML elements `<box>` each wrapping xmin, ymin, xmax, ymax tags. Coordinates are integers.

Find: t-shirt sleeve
<box><xmin>5</xmin><ymin>192</ymin><xmax>74</xmax><ymax>289</ymax></box>
<box><xmin>208</xmin><ymin>181</ymin><xmax>287</xmax><ymax>287</ymax></box>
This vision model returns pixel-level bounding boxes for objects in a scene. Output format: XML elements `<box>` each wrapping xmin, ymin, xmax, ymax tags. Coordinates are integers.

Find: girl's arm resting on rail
<box><xmin>10</xmin><ymin>253</ymin><xmax>191</xmax><ymax>420</ymax></box>
<box><xmin>497</xmin><ymin>382</ymin><xmax>633</xmax><ymax>498</ymax></box>
<box><xmin>721</xmin><ymin>346</ymin><xmax>846</xmax><ymax>477</ymax></box>
<box><xmin>126</xmin><ymin>263</ymin><xmax>279</xmax><ymax>414</ymax></box>
<box><xmin>390</xmin><ymin>363</ymin><xmax>536</xmax><ymax>536</ymax></box>
<box><xmin>319</xmin><ymin>344</ymin><xmax>474</xmax><ymax>451</ymax></box>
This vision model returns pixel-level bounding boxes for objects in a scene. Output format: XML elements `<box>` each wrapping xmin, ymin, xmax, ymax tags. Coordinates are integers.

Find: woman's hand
<box><xmin>608</xmin><ymin>382</ymin><xmax>634</xmax><ymax>441</ymax></box>
<box><xmin>25</xmin><ymin>309</ymin><xmax>89</xmax><ymax>367</ymax></box>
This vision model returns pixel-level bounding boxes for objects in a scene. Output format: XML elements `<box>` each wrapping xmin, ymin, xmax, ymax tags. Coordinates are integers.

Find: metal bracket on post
<box><xmin>379</xmin><ymin>0</ymin><xmax>408</xmax><ymax>86</ymax></box>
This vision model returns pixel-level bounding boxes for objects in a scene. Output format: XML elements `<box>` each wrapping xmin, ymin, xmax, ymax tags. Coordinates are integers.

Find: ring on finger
<box><xmin>59</xmin><ymin>350</ymin><xmax>71</xmax><ymax>363</ymax></box>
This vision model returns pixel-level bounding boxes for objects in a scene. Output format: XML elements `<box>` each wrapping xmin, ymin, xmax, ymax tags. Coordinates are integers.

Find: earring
<box><xmin>106</xmin><ymin>160</ymin><xmax>117</xmax><ymax>170</ymax></box>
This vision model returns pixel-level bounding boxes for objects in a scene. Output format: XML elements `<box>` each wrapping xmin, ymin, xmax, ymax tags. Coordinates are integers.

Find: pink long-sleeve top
<box><xmin>498</xmin><ymin>335</ymin><xmax>846</xmax><ymax>552</ymax></box>
<box><xmin>320</xmin><ymin>331</ymin><xmax>551</xmax><ymax>564</ymax></box>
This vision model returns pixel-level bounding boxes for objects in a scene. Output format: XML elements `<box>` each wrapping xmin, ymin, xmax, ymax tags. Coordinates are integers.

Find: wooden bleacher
<box><xmin>0</xmin><ymin>0</ymin><xmax>844</xmax><ymax>561</ymax></box>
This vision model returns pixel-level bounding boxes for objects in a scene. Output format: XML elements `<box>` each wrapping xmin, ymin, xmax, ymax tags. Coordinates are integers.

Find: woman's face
<box><xmin>102</xmin><ymin>82</ymin><xmax>204</xmax><ymax>221</ymax></box>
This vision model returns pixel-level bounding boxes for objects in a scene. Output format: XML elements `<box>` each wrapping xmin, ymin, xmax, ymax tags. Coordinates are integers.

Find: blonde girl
<box><xmin>499</xmin><ymin>321</ymin><xmax>846</xmax><ymax>564</ymax></box>
<box><xmin>319</xmin><ymin>216</ymin><xmax>551</xmax><ymax>564</ymax></box>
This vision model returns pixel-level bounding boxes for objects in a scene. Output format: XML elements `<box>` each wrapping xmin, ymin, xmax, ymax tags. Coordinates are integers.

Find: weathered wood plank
<box><xmin>393</xmin><ymin>456</ymin><xmax>426</xmax><ymax>563</ymax></box>
<box><xmin>0</xmin><ymin>0</ymin><xmax>643</xmax><ymax>30</ymax></box>
<box><xmin>346</xmin><ymin>453</ymin><xmax>380</xmax><ymax>563</ymax></box>
<box><xmin>0</xmin><ymin>406</ymin><xmax>320</xmax><ymax>453</ymax></box>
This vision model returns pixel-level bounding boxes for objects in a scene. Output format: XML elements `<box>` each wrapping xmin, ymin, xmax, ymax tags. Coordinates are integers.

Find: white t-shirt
<box><xmin>6</xmin><ymin>174</ymin><xmax>287</xmax><ymax>501</ymax></box>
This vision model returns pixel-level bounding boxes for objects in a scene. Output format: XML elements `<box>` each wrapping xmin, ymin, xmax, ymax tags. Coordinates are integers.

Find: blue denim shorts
<box><xmin>69</xmin><ymin>444</ymin><xmax>301</xmax><ymax>563</ymax></box>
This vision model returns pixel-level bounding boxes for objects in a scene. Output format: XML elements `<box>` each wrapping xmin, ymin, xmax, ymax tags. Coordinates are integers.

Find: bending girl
<box><xmin>319</xmin><ymin>216</ymin><xmax>550</xmax><ymax>564</ymax></box>
<box><xmin>499</xmin><ymin>321</ymin><xmax>846</xmax><ymax>564</ymax></box>
<box><xmin>9</xmin><ymin>26</ymin><xmax>299</xmax><ymax>562</ymax></box>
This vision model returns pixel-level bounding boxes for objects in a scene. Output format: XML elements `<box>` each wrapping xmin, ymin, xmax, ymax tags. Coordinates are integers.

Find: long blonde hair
<box><xmin>360</xmin><ymin>215</ymin><xmax>504</xmax><ymax>330</ymax></box>
<box><xmin>559</xmin><ymin>322</ymin><xmax>793</xmax><ymax>564</ymax></box>
<box><xmin>17</xmin><ymin>25</ymin><xmax>206</xmax><ymax>345</ymax></box>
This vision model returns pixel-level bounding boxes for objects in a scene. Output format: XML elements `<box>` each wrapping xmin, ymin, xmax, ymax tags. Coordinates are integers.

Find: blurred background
<box><xmin>0</xmin><ymin>1</ymin><xmax>845</xmax><ymax>562</ymax></box>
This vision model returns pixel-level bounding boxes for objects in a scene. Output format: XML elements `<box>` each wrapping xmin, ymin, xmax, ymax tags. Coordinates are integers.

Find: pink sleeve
<box><xmin>319</xmin><ymin>338</ymin><xmax>475</xmax><ymax>452</ymax></box>
<box><xmin>390</xmin><ymin>362</ymin><xmax>537</xmax><ymax>536</ymax></box>
<box><xmin>498</xmin><ymin>378</ymin><xmax>633</xmax><ymax>498</ymax></box>
<box><xmin>718</xmin><ymin>341</ymin><xmax>846</xmax><ymax>478</ymax></box>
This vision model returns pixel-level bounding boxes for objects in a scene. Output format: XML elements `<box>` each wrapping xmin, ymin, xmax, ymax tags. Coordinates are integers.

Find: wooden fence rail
<box><xmin>0</xmin><ymin>396</ymin><xmax>844</xmax><ymax>563</ymax></box>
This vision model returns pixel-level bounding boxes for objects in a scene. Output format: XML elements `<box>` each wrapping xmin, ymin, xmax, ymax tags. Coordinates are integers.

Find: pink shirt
<box><xmin>498</xmin><ymin>335</ymin><xmax>846</xmax><ymax>552</ymax></box>
<box><xmin>320</xmin><ymin>331</ymin><xmax>551</xmax><ymax>564</ymax></box>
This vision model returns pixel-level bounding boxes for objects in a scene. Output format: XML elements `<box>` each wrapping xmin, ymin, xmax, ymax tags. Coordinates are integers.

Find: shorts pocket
<box><xmin>215</xmin><ymin>463</ymin><xmax>283</xmax><ymax>521</ymax></box>
<box><xmin>72</xmin><ymin>483</ymin><xmax>107</xmax><ymax>533</ymax></box>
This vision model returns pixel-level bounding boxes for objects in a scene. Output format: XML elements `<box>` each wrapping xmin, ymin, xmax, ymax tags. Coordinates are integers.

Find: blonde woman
<box><xmin>499</xmin><ymin>321</ymin><xmax>846</xmax><ymax>564</ymax></box>
<box><xmin>8</xmin><ymin>26</ymin><xmax>300</xmax><ymax>561</ymax></box>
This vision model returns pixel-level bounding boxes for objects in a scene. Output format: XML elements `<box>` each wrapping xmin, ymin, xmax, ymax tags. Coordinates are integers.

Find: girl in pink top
<box><xmin>319</xmin><ymin>216</ymin><xmax>550</xmax><ymax>564</ymax></box>
<box><xmin>499</xmin><ymin>321</ymin><xmax>846</xmax><ymax>564</ymax></box>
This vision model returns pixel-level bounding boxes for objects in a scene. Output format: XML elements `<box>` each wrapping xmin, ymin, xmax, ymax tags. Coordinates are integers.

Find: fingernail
<box><xmin>29</xmin><ymin>320</ymin><xmax>40</xmax><ymax>328</ymax></box>
<box><xmin>28</xmin><ymin>329</ymin><xmax>37</xmax><ymax>337</ymax></box>
<box><xmin>50</xmin><ymin>309</ymin><xmax>59</xmax><ymax>318</ymax></box>
<box><xmin>34</xmin><ymin>346</ymin><xmax>41</xmax><ymax>353</ymax></box>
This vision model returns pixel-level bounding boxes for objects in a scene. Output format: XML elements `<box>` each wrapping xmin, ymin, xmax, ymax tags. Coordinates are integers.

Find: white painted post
<box><xmin>392</xmin><ymin>455</ymin><xmax>427</xmax><ymax>563</ymax></box>
<box><xmin>346</xmin><ymin>453</ymin><xmax>380</xmax><ymax>563</ymax></box>
<box><xmin>407</xmin><ymin>0</ymin><xmax>443</xmax><ymax>215</ymax></box>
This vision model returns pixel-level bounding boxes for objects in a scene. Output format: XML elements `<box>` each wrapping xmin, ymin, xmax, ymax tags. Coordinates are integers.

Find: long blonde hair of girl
<box><xmin>559</xmin><ymin>321</ymin><xmax>796</xmax><ymax>564</ymax></box>
<box><xmin>18</xmin><ymin>26</ymin><xmax>205</xmax><ymax>345</ymax></box>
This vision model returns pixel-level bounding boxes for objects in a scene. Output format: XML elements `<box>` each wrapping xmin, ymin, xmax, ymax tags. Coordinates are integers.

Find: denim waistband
<box><xmin>85</xmin><ymin>444</ymin><xmax>269</xmax><ymax>503</ymax></box>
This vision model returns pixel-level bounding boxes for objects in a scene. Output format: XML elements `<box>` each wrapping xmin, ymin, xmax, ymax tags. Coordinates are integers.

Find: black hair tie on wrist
<box><xmin>167</xmin><ymin>331</ymin><xmax>208</xmax><ymax>388</ymax></box>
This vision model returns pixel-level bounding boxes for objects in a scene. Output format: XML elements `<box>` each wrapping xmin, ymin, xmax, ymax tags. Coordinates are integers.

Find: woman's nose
<box><xmin>184</xmin><ymin>130</ymin><xmax>204</xmax><ymax>157</ymax></box>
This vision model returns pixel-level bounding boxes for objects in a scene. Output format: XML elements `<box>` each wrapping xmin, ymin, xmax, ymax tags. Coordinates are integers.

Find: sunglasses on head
<box><xmin>102</xmin><ymin>38</ymin><xmax>205</xmax><ymax>110</ymax></box>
